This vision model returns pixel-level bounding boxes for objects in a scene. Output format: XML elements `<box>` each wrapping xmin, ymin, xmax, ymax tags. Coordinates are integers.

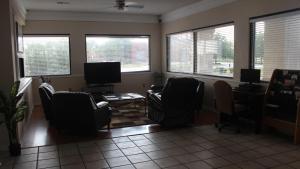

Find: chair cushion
<box><xmin>149</xmin><ymin>93</ymin><xmax>161</xmax><ymax>104</ymax></box>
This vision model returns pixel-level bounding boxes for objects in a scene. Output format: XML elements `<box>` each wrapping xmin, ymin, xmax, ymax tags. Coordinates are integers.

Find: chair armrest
<box><xmin>265</xmin><ymin>104</ymin><xmax>280</xmax><ymax>109</ymax></box>
<box><xmin>96</xmin><ymin>101</ymin><xmax>109</xmax><ymax>109</ymax></box>
<box><xmin>147</xmin><ymin>85</ymin><xmax>163</xmax><ymax>99</ymax></box>
<box><xmin>148</xmin><ymin>92</ymin><xmax>162</xmax><ymax>107</ymax></box>
<box><xmin>94</xmin><ymin>104</ymin><xmax>112</xmax><ymax>129</ymax></box>
<box><xmin>150</xmin><ymin>85</ymin><xmax>163</xmax><ymax>92</ymax></box>
<box><xmin>195</xmin><ymin>81</ymin><xmax>204</xmax><ymax>110</ymax></box>
<box><xmin>296</xmin><ymin>100</ymin><xmax>300</xmax><ymax>123</ymax></box>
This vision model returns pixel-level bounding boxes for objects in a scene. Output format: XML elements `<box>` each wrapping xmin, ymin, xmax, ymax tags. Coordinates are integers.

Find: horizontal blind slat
<box><xmin>253</xmin><ymin>10</ymin><xmax>300</xmax><ymax>81</ymax></box>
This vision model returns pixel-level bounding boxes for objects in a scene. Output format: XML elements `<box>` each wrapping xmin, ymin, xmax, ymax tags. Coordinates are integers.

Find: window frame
<box><xmin>166</xmin><ymin>31</ymin><xmax>195</xmax><ymax>74</ymax></box>
<box><xmin>166</xmin><ymin>21</ymin><xmax>235</xmax><ymax>79</ymax></box>
<box><xmin>23</xmin><ymin>34</ymin><xmax>72</xmax><ymax>77</ymax></box>
<box><xmin>249</xmin><ymin>8</ymin><xmax>300</xmax><ymax>81</ymax></box>
<box><xmin>85</xmin><ymin>34</ymin><xmax>151</xmax><ymax>73</ymax></box>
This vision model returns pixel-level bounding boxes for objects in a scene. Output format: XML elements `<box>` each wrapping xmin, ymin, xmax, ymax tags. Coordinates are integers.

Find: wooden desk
<box><xmin>233</xmin><ymin>87</ymin><xmax>265</xmax><ymax>133</ymax></box>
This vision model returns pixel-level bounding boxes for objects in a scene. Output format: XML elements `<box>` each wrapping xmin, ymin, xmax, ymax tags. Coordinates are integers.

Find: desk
<box><xmin>233</xmin><ymin>87</ymin><xmax>265</xmax><ymax>133</ymax></box>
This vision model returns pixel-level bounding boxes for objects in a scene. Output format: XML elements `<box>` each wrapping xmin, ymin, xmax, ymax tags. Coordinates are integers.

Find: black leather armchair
<box><xmin>53</xmin><ymin>91</ymin><xmax>112</xmax><ymax>135</ymax></box>
<box><xmin>147</xmin><ymin>77</ymin><xmax>204</xmax><ymax>127</ymax></box>
<box><xmin>39</xmin><ymin>83</ymin><xmax>56</xmax><ymax>124</ymax></box>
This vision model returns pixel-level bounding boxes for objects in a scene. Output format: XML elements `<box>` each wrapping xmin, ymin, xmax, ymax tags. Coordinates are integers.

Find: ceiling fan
<box><xmin>114</xmin><ymin>0</ymin><xmax>144</xmax><ymax>10</ymax></box>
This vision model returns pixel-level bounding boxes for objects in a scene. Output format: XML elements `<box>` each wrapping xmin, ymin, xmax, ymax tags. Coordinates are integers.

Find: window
<box><xmin>251</xmin><ymin>10</ymin><xmax>300</xmax><ymax>81</ymax></box>
<box><xmin>196</xmin><ymin>25</ymin><xmax>234</xmax><ymax>77</ymax></box>
<box><xmin>23</xmin><ymin>35</ymin><xmax>70</xmax><ymax>76</ymax></box>
<box><xmin>86</xmin><ymin>36</ymin><xmax>150</xmax><ymax>72</ymax></box>
<box><xmin>167</xmin><ymin>23</ymin><xmax>234</xmax><ymax>77</ymax></box>
<box><xmin>167</xmin><ymin>32</ymin><xmax>194</xmax><ymax>73</ymax></box>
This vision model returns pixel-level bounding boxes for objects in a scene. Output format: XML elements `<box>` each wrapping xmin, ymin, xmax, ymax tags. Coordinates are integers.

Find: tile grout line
<box><xmin>9</xmin><ymin>126</ymin><xmax>300</xmax><ymax>169</ymax></box>
<box><xmin>36</xmin><ymin>147</ymin><xmax>39</xmax><ymax>169</ymax></box>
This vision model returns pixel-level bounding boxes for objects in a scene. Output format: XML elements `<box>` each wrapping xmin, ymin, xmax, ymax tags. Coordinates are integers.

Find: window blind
<box><xmin>23</xmin><ymin>35</ymin><xmax>70</xmax><ymax>76</ymax></box>
<box><xmin>251</xmin><ymin>10</ymin><xmax>300</xmax><ymax>81</ymax></box>
<box><xmin>167</xmin><ymin>32</ymin><xmax>194</xmax><ymax>73</ymax></box>
<box><xmin>196</xmin><ymin>24</ymin><xmax>234</xmax><ymax>77</ymax></box>
<box><xmin>86</xmin><ymin>36</ymin><xmax>150</xmax><ymax>72</ymax></box>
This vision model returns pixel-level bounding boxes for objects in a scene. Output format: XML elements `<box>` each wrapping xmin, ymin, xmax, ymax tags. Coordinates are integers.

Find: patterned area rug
<box><xmin>110</xmin><ymin>104</ymin><xmax>153</xmax><ymax>128</ymax></box>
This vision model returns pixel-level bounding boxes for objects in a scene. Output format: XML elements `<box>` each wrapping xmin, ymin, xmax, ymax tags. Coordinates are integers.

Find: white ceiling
<box><xmin>23</xmin><ymin>0</ymin><xmax>202</xmax><ymax>15</ymax></box>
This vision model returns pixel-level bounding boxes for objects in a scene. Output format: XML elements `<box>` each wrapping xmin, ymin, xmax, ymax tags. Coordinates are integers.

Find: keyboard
<box><xmin>238</xmin><ymin>84</ymin><xmax>262</xmax><ymax>91</ymax></box>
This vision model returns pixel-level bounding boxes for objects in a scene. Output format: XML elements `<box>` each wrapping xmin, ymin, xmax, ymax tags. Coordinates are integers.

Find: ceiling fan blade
<box><xmin>125</xmin><ymin>4</ymin><xmax>144</xmax><ymax>9</ymax></box>
<box><xmin>113</xmin><ymin>0</ymin><xmax>144</xmax><ymax>11</ymax></box>
<box><xmin>99</xmin><ymin>6</ymin><xmax>115</xmax><ymax>10</ymax></box>
<box><xmin>125</xmin><ymin>1</ymin><xmax>144</xmax><ymax>9</ymax></box>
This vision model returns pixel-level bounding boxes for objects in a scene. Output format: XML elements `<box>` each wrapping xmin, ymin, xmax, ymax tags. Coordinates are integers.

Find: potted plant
<box><xmin>0</xmin><ymin>81</ymin><xmax>27</xmax><ymax>156</ymax></box>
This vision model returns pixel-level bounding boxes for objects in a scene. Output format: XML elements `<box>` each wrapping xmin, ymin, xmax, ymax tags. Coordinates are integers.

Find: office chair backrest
<box><xmin>214</xmin><ymin>80</ymin><xmax>234</xmax><ymax>115</ymax></box>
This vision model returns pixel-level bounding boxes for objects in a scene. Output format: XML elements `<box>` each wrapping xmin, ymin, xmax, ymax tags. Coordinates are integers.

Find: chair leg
<box><xmin>294</xmin><ymin>125</ymin><xmax>300</xmax><ymax>144</ymax></box>
<box><xmin>216</xmin><ymin>112</ymin><xmax>222</xmax><ymax>131</ymax></box>
<box><xmin>107</xmin><ymin>118</ymin><xmax>111</xmax><ymax>130</ymax></box>
<box><xmin>218</xmin><ymin>125</ymin><xmax>223</xmax><ymax>132</ymax></box>
<box><xmin>214</xmin><ymin>123</ymin><xmax>218</xmax><ymax>128</ymax></box>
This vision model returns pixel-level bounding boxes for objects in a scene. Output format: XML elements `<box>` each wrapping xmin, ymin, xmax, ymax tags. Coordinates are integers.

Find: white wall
<box><xmin>23</xmin><ymin>20</ymin><xmax>161</xmax><ymax>105</ymax></box>
<box><xmin>161</xmin><ymin>0</ymin><xmax>300</xmax><ymax>111</ymax></box>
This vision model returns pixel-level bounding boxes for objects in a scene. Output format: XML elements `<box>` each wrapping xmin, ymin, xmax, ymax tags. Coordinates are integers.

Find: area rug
<box><xmin>110</xmin><ymin>104</ymin><xmax>153</xmax><ymax>128</ymax></box>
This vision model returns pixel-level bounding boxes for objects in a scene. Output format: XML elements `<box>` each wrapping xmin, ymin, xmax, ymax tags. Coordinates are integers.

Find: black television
<box><xmin>84</xmin><ymin>62</ymin><xmax>121</xmax><ymax>84</ymax></box>
<box><xmin>240</xmin><ymin>69</ymin><xmax>261</xmax><ymax>84</ymax></box>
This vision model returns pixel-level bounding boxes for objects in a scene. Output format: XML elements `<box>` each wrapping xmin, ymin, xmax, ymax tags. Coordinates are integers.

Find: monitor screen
<box><xmin>240</xmin><ymin>69</ymin><xmax>261</xmax><ymax>83</ymax></box>
<box><xmin>84</xmin><ymin>62</ymin><xmax>121</xmax><ymax>84</ymax></box>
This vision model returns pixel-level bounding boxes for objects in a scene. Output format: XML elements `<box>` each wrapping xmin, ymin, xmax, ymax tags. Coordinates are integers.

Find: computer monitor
<box><xmin>240</xmin><ymin>69</ymin><xmax>260</xmax><ymax>84</ymax></box>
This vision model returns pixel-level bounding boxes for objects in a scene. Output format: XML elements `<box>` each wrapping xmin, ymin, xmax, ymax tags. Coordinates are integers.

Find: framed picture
<box><xmin>16</xmin><ymin>22</ymin><xmax>24</xmax><ymax>53</ymax></box>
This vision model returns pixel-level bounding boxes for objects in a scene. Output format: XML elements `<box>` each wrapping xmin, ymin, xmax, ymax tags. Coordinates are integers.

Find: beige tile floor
<box><xmin>1</xmin><ymin>125</ymin><xmax>300</xmax><ymax>169</ymax></box>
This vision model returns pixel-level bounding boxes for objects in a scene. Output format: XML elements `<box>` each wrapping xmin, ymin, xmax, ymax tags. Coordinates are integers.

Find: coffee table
<box><xmin>102</xmin><ymin>93</ymin><xmax>146</xmax><ymax>114</ymax></box>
